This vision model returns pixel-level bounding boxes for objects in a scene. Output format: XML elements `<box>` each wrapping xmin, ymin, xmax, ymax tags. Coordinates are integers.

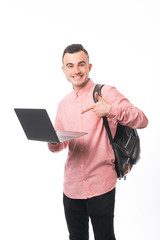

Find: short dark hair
<box><xmin>62</xmin><ymin>44</ymin><xmax>89</xmax><ymax>61</ymax></box>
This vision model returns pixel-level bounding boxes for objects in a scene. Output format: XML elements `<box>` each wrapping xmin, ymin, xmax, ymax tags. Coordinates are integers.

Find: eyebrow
<box><xmin>66</xmin><ymin>63</ymin><xmax>73</xmax><ymax>67</ymax></box>
<box><xmin>78</xmin><ymin>61</ymin><xmax>86</xmax><ymax>65</ymax></box>
<box><xmin>66</xmin><ymin>61</ymin><xmax>86</xmax><ymax>67</ymax></box>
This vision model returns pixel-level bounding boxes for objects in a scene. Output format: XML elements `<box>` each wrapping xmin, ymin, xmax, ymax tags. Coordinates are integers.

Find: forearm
<box><xmin>108</xmin><ymin>105</ymin><xmax>148</xmax><ymax>129</ymax></box>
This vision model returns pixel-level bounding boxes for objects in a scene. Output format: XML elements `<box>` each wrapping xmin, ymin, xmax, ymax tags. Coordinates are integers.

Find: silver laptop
<box><xmin>14</xmin><ymin>108</ymin><xmax>87</xmax><ymax>143</ymax></box>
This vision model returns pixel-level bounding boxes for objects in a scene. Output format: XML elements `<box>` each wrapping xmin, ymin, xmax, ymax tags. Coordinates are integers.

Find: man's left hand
<box><xmin>81</xmin><ymin>92</ymin><xmax>112</xmax><ymax>118</ymax></box>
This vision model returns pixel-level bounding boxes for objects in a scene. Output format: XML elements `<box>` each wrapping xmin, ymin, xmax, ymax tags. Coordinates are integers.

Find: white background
<box><xmin>0</xmin><ymin>0</ymin><xmax>160</xmax><ymax>239</ymax></box>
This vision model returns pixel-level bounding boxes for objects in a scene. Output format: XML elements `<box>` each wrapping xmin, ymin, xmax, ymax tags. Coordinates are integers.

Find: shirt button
<box><xmin>83</xmin><ymin>180</ymin><xmax>86</xmax><ymax>183</ymax></box>
<box><xmin>78</xmin><ymin>103</ymin><xmax>81</xmax><ymax>106</ymax></box>
<box><xmin>78</xmin><ymin>118</ymin><xmax>81</xmax><ymax>121</ymax></box>
<box><xmin>81</xmin><ymin>164</ymin><xmax>83</xmax><ymax>167</ymax></box>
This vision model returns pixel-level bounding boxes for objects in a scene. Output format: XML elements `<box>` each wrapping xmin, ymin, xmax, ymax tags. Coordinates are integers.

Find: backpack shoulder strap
<box><xmin>93</xmin><ymin>84</ymin><xmax>113</xmax><ymax>145</ymax></box>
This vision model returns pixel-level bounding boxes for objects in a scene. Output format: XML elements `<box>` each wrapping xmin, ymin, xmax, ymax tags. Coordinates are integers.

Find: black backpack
<box><xmin>93</xmin><ymin>84</ymin><xmax>140</xmax><ymax>180</ymax></box>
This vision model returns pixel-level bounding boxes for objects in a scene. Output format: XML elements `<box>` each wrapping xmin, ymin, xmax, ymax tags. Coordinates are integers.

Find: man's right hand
<box><xmin>50</xmin><ymin>142</ymin><xmax>59</xmax><ymax>145</ymax></box>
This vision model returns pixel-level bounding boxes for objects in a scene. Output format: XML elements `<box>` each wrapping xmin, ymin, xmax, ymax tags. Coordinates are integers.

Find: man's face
<box><xmin>62</xmin><ymin>51</ymin><xmax>92</xmax><ymax>91</ymax></box>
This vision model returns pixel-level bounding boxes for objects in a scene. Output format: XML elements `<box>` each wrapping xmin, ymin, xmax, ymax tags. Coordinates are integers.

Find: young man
<box><xmin>48</xmin><ymin>44</ymin><xmax>148</xmax><ymax>240</ymax></box>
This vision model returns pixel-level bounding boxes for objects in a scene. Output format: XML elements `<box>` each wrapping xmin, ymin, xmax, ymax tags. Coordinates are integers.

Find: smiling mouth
<box><xmin>72</xmin><ymin>75</ymin><xmax>83</xmax><ymax>79</ymax></box>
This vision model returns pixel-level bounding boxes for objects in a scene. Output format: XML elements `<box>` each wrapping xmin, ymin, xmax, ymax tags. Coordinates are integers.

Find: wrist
<box><xmin>106</xmin><ymin>104</ymin><xmax>112</xmax><ymax>116</ymax></box>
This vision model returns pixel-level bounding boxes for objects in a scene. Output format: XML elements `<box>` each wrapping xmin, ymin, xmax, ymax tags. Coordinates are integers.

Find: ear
<box><xmin>89</xmin><ymin>63</ymin><xmax>92</xmax><ymax>72</ymax></box>
<box><xmin>62</xmin><ymin>66</ymin><xmax>65</xmax><ymax>75</ymax></box>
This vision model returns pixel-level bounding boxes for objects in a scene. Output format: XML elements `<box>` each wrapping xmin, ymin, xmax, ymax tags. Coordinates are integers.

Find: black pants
<box><xmin>63</xmin><ymin>188</ymin><xmax>116</xmax><ymax>240</ymax></box>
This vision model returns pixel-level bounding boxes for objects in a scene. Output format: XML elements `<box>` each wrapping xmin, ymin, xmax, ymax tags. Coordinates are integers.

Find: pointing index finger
<box><xmin>81</xmin><ymin>106</ymin><xmax>94</xmax><ymax>114</ymax></box>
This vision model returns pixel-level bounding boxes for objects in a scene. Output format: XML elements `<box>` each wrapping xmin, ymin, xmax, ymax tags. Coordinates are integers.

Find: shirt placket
<box><xmin>77</xmin><ymin>93</ymin><xmax>90</xmax><ymax>197</ymax></box>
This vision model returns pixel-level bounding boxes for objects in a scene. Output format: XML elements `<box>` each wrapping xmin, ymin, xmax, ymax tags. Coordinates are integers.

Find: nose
<box><xmin>74</xmin><ymin>65</ymin><xmax>81</xmax><ymax>74</ymax></box>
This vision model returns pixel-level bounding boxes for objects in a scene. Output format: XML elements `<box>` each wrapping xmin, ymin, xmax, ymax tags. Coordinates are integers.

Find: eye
<box><xmin>67</xmin><ymin>64</ymin><xmax>73</xmax><ymax>68</ymax></box>
<box><xmin>79</xmin><ymin>63</ymin><xmax>85</xmax><ymax>67</ymax></box>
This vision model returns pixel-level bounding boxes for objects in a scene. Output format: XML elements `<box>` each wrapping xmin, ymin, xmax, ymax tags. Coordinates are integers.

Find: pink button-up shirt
<box><xmin>48</xmin><ymin>79</ymin><xmax>148</xmax><ymax>199</ymax></box>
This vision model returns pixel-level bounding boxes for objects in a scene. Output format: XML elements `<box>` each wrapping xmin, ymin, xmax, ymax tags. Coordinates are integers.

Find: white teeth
<box><xmin>74</xmin><ymin>76</ymin><xmax>82</xmax><ymax>79</ymax></box>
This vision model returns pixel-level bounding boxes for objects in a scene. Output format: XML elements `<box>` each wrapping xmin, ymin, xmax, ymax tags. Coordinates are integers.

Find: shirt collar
<box><xmin>73</xmin><ymin>79</ymin><xmax>95</xmax><ymax>99</ymax></box>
